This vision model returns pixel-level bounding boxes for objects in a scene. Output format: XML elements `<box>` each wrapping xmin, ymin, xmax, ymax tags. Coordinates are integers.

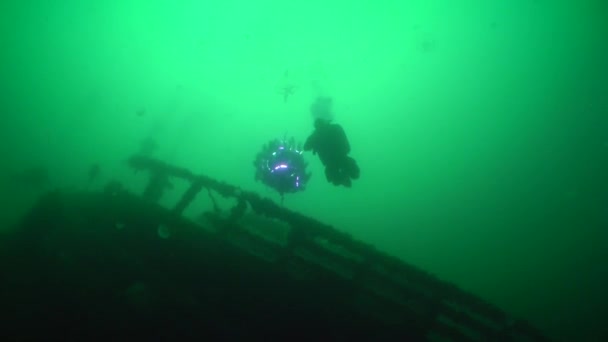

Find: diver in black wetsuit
<box><xmin>304</xmin><ymin>117</ymin><xmax>360</xmax><ymax>187</ymax></box>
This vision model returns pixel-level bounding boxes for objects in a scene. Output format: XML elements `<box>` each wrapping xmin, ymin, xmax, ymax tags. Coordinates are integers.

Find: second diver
<box><xmin>304</xmin><ymin>97</ymin><xmax>360</xmax><ymax>187</ymax></box>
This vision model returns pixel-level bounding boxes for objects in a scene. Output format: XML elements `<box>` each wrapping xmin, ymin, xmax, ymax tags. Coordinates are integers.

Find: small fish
<box><xmin>276</xmin><ymin>69</ymin><xmax>297</xmax><ymax>102</ymax></box>
<box><xmin>277</xmin><ymin>84</ymin><xmax>297</xmax><ymax>102</ymax></box>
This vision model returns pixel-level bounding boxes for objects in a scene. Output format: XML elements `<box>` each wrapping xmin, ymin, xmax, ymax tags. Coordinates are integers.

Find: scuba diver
<box><xmin>304</xmin><ymin>97</ymin><xmax>360</xmax><ymax>187</ymax></box>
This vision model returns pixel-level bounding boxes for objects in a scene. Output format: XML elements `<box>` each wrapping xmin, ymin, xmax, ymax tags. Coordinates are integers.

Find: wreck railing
<box><xmin>123</xmin><ymin>154</ymin><xmax>550</xmax><ymax>342</ymax></box>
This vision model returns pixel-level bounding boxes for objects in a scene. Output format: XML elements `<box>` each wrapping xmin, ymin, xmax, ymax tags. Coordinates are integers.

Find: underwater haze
<box><xmin>1</xmin><ymin>0</ymin><xmax>607</xmax><ymax>340</ymax></box>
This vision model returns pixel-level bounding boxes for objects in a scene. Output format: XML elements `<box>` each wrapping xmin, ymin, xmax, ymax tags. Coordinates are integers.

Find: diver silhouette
<box><xmin>304</xmin><ymin>117</ymin><xmax>360</xmax><ymax>187</ymax></box>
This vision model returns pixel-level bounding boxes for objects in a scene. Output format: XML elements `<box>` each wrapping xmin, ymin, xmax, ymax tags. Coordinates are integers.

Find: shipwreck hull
<box><xmin>0</xmin><ymin>156</ymin><xmax>550</xmax><ymax>341</ymax></box>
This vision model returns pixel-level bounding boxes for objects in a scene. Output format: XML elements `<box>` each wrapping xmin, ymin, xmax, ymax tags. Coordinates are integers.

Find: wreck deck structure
<box><xmin>0</xmin><ymin>155</ymin><xmax>550</xmax><ymax>341</ymax></box>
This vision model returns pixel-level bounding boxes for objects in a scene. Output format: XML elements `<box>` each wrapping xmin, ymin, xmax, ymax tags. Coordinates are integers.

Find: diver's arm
<box><xmin>303</xmin><ymin>133</ymin><xmax>316</xmax><ymax>153</ymax></box>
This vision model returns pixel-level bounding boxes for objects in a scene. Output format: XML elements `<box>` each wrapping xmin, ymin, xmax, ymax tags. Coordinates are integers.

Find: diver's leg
<box><xmin>325</xmin><ymin>166</ymin><xmax>336</xmax><ymax>184</ymax></box>
<box><xmin>345</xmin><ymin>157</ymin><xmax>360</xmax><ymax>179</ymax></box>
<box><xmin>331</xmin><ymin>167</ymin><xmax>351</xmax><ymax>187</ymax></box>
<box><xmin>341</xmin><ymin>173</ymin><xmax>352</xmax><ymax>187</ymax></box>
<box><xmin>325</xmin><ymin>166</ymin><xmax>341</xmax><ymax>185</ymax></box>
